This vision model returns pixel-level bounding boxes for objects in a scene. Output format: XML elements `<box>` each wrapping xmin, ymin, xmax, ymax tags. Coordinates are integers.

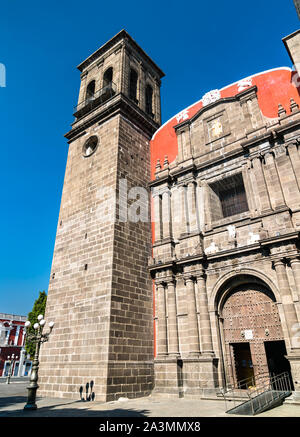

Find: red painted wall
<box><xmin>150</xmin><ymin>68</ymin><xmax>300</xmax><ymax>181</ymax></box>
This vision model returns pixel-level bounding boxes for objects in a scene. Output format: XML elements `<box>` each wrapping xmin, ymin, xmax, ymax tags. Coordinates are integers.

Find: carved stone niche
<box><xmin>203</xmin><ymin>109</ymin><xmax>230</xmax><ymax>145</ymax></box>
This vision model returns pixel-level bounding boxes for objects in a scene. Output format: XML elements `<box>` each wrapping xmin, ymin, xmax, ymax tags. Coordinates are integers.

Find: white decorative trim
<box><xmin>202</xmin><ymin>89</ymin><xmax>221</xmax><ymax>106</ymax></box>
<box><xmin>151</xmin><ymin>67</ymin><xmax>292</xmax><ymax>141</ymax></box>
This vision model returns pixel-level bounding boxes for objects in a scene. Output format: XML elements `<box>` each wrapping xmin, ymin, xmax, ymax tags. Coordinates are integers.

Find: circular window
<box><xmin>83</xmin><ymin>136</ymin><xmax>98</xmax><ymax>157</ymax></box>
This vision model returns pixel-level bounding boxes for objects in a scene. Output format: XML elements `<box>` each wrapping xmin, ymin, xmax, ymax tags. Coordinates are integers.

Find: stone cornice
<box><xmin>240</xmin><ymin>131</ymin><xmax>274</xmax><ymax>150</ymax></box>
<box><xmin>260</xmin><ymin>231</ymin><xmax>300</xmax><ymax>246</ymax></box>
<box><xmin>77</xmin><ymin>29</ymin><xmax>165</xmax><ymax>78</ymax></box>
<box><xmin>65</xmin><ymin>93</ymin><xmax>160</xmax><ymax>141</ymax></box>
<box><xmin>173</xmin><ymin>86</ymin><xmax>258</xmax><ymax>131</ymax></box>
<box><xmin>149</xmin><ymin>231</ymin><xmax>300</xmax><ymax>273</ymax></box>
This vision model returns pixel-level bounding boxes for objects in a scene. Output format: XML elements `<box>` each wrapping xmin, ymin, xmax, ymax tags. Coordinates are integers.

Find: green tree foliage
<box><xmin>25</xmin><ymin>291</ymin><xmax>47</xmax><ymax>358</ymax></box>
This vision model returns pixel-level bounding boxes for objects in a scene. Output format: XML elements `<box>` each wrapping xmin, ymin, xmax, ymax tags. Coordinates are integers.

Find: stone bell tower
<box><xmin>38</xmin><ymin>30</ymin><xmax>164</xmax><ymax>401</ymax></box>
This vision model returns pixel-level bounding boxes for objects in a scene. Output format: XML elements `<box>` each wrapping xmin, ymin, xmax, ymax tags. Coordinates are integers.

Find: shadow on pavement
<box><xmin>0</xmin><ymin>396</ymin><xmax>28</xmax><ymax>409</ymax></box>
<box><xmin>0</xmin><ymin>403</ymin><xmax>150</xmax><ymax>417</ymax></box>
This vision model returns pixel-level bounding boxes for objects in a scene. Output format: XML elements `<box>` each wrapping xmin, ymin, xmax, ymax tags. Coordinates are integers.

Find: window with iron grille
<box><xmin>220</xmin><ymin>183</ymin><xmax>249</xmax><ymax>218</ymax></box>
<box><xmin>210</xmin><ymin>173</ymin><xmax>249</xmax><ymax>220</ymax></box>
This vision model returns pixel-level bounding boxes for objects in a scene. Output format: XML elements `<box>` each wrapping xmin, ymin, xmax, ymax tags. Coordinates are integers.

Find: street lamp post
<box><xmin>23</xmin><ymin>315</ymin><xmax>54</xmax><ymax>410</ymax></box>
<box><xmin>6</xmin><ymin>353</ymin><xmax>18</xmax><ymax>384</ymax></box>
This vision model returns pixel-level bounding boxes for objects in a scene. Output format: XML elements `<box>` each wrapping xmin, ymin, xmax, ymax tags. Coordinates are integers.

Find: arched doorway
<box><xmin>217</xmin><ymin>275</ymin><xmax>292</xmax><ymax>388</ymax></box>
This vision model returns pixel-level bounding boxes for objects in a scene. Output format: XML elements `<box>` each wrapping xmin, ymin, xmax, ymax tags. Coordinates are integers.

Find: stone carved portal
<box><xmin>219</xmin><ymin>280</ymin><xmax>286</xmax><ymax>388</ymax></box>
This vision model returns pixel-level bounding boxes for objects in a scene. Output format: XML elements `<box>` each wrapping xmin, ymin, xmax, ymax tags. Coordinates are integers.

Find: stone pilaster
<box><xmin>161</xmin><ymin>189</ymin><xmax>172</xmax><ymax>240</ymax></box>
<box><xmin>184</xmin><ymin>275</ymin><xmax>201</xmax><ymax>357</ymax></box>
<box><xmin>187</xmin><ymin>180</ymin><xmax>199</xmax><ymax>233</ymax></box>
<box><xmin>252</xmin><ymin>156</ymin><xmax>272</xmax><ymax>213</ymax></box>
<box><xmin>154</xmin><ymin>278</ymin><xmax>182</xmax><ymax>398</ymax></box>
<box><xmin>196</xmin><ymin>180</ymin><xmax>205</xmax><ymax>232</ymax></box>
<box><xmin>291</xmin><ymin>257</ymin><xmax>300</xmax><ymax>299</ymax></box>
<box><xmin>166</xmin><ymin>279</ymin><xmax>180</xmax><ymax>357</ymax></box>
<box><xmin>286</xmin><ymin>142</ymin><xmax>300</xmax><ymax>191</ymax></box>
<box><xmin>263</xmin><ymin>151</ymin><xmax>286</xmax><ymax>210</ymax></box>
<box><xmin>273</xmin><ymin>259</ymin><xmax>300</xmax><ymax>351</ymax></box>
<box><xmin>153</xmin><ymin>193</ymin><xmax>162</xmax><ymax>242</ymax></box>
<box><xmin>242</xmin><ymin>163</ymin><xmax>256</xmax><ymax>215</ymax></box>
<box><xmin>196</xmin><ymin>269</ymin><xmax>214</xmax><ymax>356</ymax></box>
<box><xmin>247</xmin><ymin>159</ymin><xmax>260</xmax><ymax>214</ymax></box>
<box><xmin>202</xmin><ymin>181</ymin><xmax>212</xmax><ymax>231</ymax></box>
<box><xmin>155</xmin><ymin>281</ymin><xmax>168</xmax><ymax>357</ymax></box>
<box><xmin>179</xmin><ymin>184</ymin><xmax>189</xmax><ymax>236</ymax></box>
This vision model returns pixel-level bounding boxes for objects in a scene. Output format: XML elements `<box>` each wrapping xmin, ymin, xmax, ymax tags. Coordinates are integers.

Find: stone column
<box><xmin>247</xmin><ymin>160</ymin><xmax>259</xmax><ymax>214</ymax></box>
<box><xmin>242</xmin><ymin>163</ymin><xmax>256</xmax><ymax>215</ymax></box>
<box><xmin>166</xmin><ymin>279</ymin><xmax>179</xmax><ymax>357</ymax></box>
<box><xmin>196</xmin><ymin>269</ymin><xmax>214</xmax><ymax>356</ymax></box>
<box><xmin>290</xmin><ymin>257</ymin><xmax>300</xmax><ymax>299</ymax></box>
<box><xmin>202</xmin><ymin>181</ymin><xmax>212</xmax><ymax>230</ymax></box>
<box><xmin>187</xmin><ymin>180</ymin><xmax>199</xmax><ymax>233</ymax></box>
<box><xmin>252</xmin><ymin>156</ymin><xmax>272</xmax><ymax>213</ymax></box>
<box><xmin>179</xmin><ymin>184</ymin><xmax>189</xmax><ymax>236</ymax></box>
<box><xmin>153</xmin><ymin>193</ymin><xmax>162</xmax><ymax>242</ymax></box>
<box><xmin>162</xmin><ymin>189</ymin><xmax>172</xmax><ymax>240</ymax></box>
<box><xmin>263</xmin><ymin>151</ymin><xmax>286</xmax><ymax>210</ymax></box>
<box><xmin>274</xmin><ymin>148</ymin><xmax>300</xmax><ymax>209</ymax></box>
<box><xmin>196</xmin><ymin>180</ymin><xmax>205</xmax><ymax>232</ymax></box>
<box><xmin>273</xmin><ymin>259</ymin><xmax>300</xmax><ymax>350</ymax></box>
<box><xmin>286</xmin><ymin>142</ymin><xmax>300</xmax><ymax>190</ymax></box>
<box><xmin>185</xmin><ymin>276</ymin><xmax>201</xmax><ymax>357</ymax></box>
<box><xmin>155</xmin><ymin>281</ymin><xmax>168</xmax><ymax>357</ymax></box>
<box><xmin>275</xmin><ymin>258</ymin><xmax>300</xmax><ymax>400</ymax></box>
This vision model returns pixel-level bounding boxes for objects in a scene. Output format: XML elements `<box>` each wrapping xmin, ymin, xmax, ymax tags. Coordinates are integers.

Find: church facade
<box><xmin>39</xmin><ymin>26</ymin><xmax>300</xmax><ymax>402</ymax></box>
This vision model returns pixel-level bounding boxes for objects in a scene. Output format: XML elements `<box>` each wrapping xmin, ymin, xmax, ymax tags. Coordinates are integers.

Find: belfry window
<box><xmin>129</xmin><ymin>69</ymin><xmax>138</xmax><ymax>103</ymax></box>
<box><xmin>209</xmin><ymin>173</ymin><xmax>249</xmax><ymax>221</ymax></box>
<box><xmin>145</xmin><ymin>84</ymin><xmax>153</xmax><ymax>116</ymax></box>
<box><xmin>86</xmin><ymin>80</ymin><xmax>95</xmax><ymax>101</ymax></box>
<box><xmin>103</xmin><ymin>67</ymin><xmax>113</xmax><ymax>89</ymax></box>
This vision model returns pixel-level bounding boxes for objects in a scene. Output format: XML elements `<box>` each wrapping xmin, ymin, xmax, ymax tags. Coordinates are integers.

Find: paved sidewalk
<box><xmin>1</xmin><ymin>382</ymin><xmax>300</xmax><ymax>417</ymax></box>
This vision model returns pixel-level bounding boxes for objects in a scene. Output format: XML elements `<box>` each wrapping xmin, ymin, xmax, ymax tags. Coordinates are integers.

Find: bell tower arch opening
<box><xmin>216</xmin><ymin>274</ymin><xmax>293</xmax><ymax>389</ymax></box>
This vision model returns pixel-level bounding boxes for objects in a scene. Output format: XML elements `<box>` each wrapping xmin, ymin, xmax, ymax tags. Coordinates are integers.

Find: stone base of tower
<box><xmin>284</xmin><ymin>353</ymin><xmax>300</xmax><ymax>404</ymax></box>
<box><xmin>38</xmin><ymin>361</ymin><xmax>154</xmax><ymax>402</ymax></box>
<box><xmin>153</xmin><ymin>356</ymin><xmax>219</xmax><ymax>399</ymax></box>
<box><xmin>106</xmin><ymin>361</ymin><xmax>154</xmax><ymax>402</ymax></box>
<box><xmin>38</xmin><ymin>362</ymin><xmax>109</xmax><ymax>401</ymax></box>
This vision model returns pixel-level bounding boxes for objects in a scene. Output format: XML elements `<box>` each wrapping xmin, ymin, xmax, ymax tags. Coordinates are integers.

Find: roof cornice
<box><xmin>77</xmin><ymin>29</ymin><xmax>165</xmax><ymax>78</ymax></box>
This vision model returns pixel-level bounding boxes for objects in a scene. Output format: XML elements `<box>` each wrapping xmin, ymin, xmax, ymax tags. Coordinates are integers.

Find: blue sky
<box><xmin>0</xmin><ymin>1</ymin><xmax>299</xmax><ymax>316</ymax></box>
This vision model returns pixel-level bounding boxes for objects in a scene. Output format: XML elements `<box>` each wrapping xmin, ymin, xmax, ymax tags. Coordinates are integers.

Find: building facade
<box><xmin>39</xmin><ymin>26</ymin><xmax>300</xmax><ymax>402</ymax></box>
<box><xmin>0</xmin><ymin>313</ymin><xmax>32</xmax><ymax>377</ymax></box>
<box><xmin>150</xmin><ymin>31</ymin><xmax>300</xmax><ymax>400</ymax></box>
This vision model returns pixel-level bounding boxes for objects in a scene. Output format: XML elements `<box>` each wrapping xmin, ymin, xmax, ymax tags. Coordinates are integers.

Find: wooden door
<box><xmin>222</xmin><ymin>283</ymin><xmax>284</xmax><ymax>387</ymax></box>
